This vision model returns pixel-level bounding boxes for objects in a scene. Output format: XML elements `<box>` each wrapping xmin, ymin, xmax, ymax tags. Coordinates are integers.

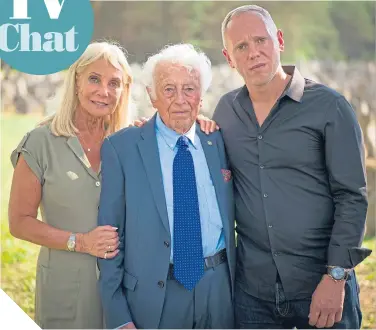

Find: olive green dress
<box><xmin>11</xmin><ymin>125</ymin><xmax>104</xmax><ymax>329</ymax></box>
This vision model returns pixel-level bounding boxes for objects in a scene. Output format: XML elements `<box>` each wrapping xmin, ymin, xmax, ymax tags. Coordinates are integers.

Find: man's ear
<box><xmin>222</xmin><ymin>48</ymin><xmax>235</xmax><ymax>69</ymax></box>
<box><xmin>277</xmin><ymin>29</ymin><xmax>285</xmax><ymax>52</ymax></box>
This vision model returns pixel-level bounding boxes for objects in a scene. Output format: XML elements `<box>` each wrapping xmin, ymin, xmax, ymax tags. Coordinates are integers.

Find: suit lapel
<box><xmin>197</xmin><ymin>129</ymin><xmax>230</xmax><ymax>243</ymax></box>
<box><xmin>138</xmin><ymin>115</ymin><xmax>170</xmax><ymax>235</ymax></box>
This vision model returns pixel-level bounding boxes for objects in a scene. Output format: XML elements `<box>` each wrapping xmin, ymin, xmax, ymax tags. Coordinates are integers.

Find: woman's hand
<box><xmin>77</xmin><ymin>225</ymin><xmax>119</xmax><ymax>259</ymax></box>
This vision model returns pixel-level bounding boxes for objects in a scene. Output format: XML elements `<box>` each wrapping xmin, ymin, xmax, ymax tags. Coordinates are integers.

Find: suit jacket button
<box><xmin>158</xmin><ymin>281</ymin><xmax>164</xmax><ymax>288</ymax></box>
<box><xmin>164</xmin><ymin>241</ymin><xmax>170</xmax><ymax>248</ymax></box>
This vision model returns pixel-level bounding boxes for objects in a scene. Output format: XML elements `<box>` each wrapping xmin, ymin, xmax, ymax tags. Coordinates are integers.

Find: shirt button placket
<box><xmin>257</xmin><ymin>131</ymin><xmax>278</xmax><ymax>261</ymax></box>
<box><xmin>258</xmin><ymin>132</ymin><xmax>270</xmax><ymax>233</ymax></box>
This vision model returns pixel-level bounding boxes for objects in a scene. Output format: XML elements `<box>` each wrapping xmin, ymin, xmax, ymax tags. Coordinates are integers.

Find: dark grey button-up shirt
<box><xmin>213</xmin><ymin>66</ymin><xmax>372</xmax><ymax>301</ymax></box>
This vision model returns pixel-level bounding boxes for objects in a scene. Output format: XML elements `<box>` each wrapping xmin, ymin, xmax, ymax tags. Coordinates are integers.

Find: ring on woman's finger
<box><xmin>104</xmin><ymin>251</ymin><xmax>108</xmax><ymax>259</ymax></box>
<box><xmin>108</xmin><ymin>245</ymin><xmax>111</xmax><ymax>251</ymax></box>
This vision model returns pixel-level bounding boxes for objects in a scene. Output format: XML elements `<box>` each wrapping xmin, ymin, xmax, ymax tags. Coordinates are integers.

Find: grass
<box><xmin>0</xmin><ymin>113</ymin><xmax>375</xmax><ymax>327</ymax></box>
<box><xmin>1</xmin><ymin>113</ymin><xmax>42</xmax><ymax>319</ymax></box>
<box><xmin>357</xmin><ymin>237</ymin><xmax>376</xmax><ymax>329</ymax></box>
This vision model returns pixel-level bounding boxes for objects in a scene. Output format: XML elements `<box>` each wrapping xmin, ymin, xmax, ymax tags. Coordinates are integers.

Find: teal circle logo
<box><xmin>0</xmin><ymin>0</ymin><xmax>94</xmax><ymax>75</ymax></box>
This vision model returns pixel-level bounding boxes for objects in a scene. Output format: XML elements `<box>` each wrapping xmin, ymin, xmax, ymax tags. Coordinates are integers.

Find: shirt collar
<box><xmin>155</xmin><ymin>113</ymin><xmax>198</xmax><ymax>150</ymax></box>
<box><xmin>282</xmin><ymin>65</ymin><xmax>305</xmax><ymax>103</ymax></box>
<box><xmin>235</xmin><ymin>65</ymin><xmax>305</xmax><ymax>105</ymax></box>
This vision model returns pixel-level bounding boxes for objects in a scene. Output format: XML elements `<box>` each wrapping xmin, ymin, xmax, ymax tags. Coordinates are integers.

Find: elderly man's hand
<box><xmin>308</xmin><ymin>275</ymin><xmax>346</xmax><ymax>328</ymax></box>
<box><xmin>197</xmin><ymin>114</ymin><xmax>219</xmax><ymax>135</ymax></box>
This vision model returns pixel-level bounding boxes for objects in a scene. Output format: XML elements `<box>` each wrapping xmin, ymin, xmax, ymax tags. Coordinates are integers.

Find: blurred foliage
<box><xmin>1</xmin><ymin>217</ymin><xmax>38</xmax><ymax>319</ymax></box>
<box><xmin>91</xmin><ymin>1</ymin><xmax>375</xmax><ymax>64</ymax></box>
<box><xmin>358</xmin><ymin>238</ymin><xmax>376</xmax><ymax>328</ymax></box>
<box><xmin>1</xmin><ymin>114</ymin><xmax>42</xmax><ymax>319</ymax></box>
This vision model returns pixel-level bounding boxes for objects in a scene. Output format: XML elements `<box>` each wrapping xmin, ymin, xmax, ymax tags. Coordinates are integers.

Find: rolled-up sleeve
<box><xmin>11</xmin><ymin>131</ymin><xmax>45</xmax><ymax>184</ymax></box>
<box><xmin>324</xmin><ymin>96</ymin><xmax>372</xmax><ymax>268</ymax></box>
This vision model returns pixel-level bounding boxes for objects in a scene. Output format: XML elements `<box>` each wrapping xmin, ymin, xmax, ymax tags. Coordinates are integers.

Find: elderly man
<box><xmin>211</xmin><ymin>4</ymin><xmax>372</xmax><ymax>329</ymax></box>
<box><xmin>97</xmin><ymin>44</ymin><xmax>235</xmax><ymax>329</ymax></box>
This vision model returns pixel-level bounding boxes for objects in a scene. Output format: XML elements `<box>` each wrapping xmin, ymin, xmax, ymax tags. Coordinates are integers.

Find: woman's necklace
<box><xmin>78</xmin><ymin>131</ymin><xmax>105</xmax><ymax>152</ymax></box>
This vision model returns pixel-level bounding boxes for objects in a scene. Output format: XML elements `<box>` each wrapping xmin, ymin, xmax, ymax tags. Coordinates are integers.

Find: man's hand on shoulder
<box><xmin>128</xmin><ymin>117</ymin><xmax>150</xmax><ymax>128</ymax></box>
<box><xmin>197</xmin><ymin>114</ymin><xmax>219</xmax><ymax>135</ymax></box>
<box><xmin>119</xmin><ymin>322</ymin><xmax>137</xmax><ymax>329</ymax></box>
<box><xmin>309</xmin><ymin>274</ymin><xmax>346</xmax><ymax>328</ymax></box>
<box><xmin>128</xmin><ymin>114</ymin><xmax>219</xmax><ymax>135</ymax></box>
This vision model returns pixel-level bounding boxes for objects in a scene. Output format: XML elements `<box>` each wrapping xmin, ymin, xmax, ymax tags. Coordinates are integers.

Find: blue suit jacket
<box><xmin>97</xmin><ymin>114</ymin><xmax>236</xmax><ymax>329</ymax></box>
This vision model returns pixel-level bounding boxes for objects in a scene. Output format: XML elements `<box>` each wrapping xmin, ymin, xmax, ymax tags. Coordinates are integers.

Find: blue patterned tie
<box><xmin>173</xmin><ymin>136</ymin><xmax>204</xmax><ymax>291</ymax></box>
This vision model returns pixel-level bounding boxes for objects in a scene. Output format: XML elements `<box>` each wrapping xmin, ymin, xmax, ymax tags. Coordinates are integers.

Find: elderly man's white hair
<box><xmin>221</xmin><ymin>5</ymin><xmax>278</xmax><ymax>48</ymax></box>
<box><xmin>141</xmin><ymin>43</ymin><xmax>212</xmax><ymax>100</ymax></box>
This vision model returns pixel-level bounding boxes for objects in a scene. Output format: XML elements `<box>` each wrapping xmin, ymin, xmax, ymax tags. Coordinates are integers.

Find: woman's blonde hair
<box><xmin>40</xmin><ymin>41</ymin><xmax>133</xmax><ymax>136</ymax></box>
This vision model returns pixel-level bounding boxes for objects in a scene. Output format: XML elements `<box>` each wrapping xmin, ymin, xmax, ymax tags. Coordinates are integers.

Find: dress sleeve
<box><xmin>10</xmin><ymin>129</ymin><xmax>45</xmax><ymax>184</ymax></box>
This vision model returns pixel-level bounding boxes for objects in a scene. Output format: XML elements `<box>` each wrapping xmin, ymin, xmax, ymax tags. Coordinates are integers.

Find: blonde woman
<box><xmin>8</xmin><ymin>41</ymin><xmax>133</xmax><ymax>329</ymax></box>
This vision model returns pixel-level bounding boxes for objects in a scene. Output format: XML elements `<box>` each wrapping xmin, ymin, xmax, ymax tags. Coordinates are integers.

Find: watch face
<box><xmin>331</xmin><ymin>267</ymin><xmax>345</xmax><ymax>280</ymax></box>
<box><xmin>67</xmin><ymin>240</ymin><xmax>75</xmax><ymax>250</ymax></box>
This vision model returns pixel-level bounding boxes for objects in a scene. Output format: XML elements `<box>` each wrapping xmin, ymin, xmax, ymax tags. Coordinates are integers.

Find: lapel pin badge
<box><xmin>207</xmin><ymin>141</ymin><xmax>213</xmax><ymax>146</ymax></box>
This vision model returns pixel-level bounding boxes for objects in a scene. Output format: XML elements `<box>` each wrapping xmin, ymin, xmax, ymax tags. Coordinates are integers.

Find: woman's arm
<box><xmin>8</xmin><ymin>155</ymin><xmax>119</xmax><ymax>258</ymax></box>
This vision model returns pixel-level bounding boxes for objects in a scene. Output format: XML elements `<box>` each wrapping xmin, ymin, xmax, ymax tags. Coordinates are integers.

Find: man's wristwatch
<box><xmin>326</xmin><ymin>266</ymin><xmax>350</xmax><ymax>281</ymax></box>
<box><xmin>67</xmin><ymin>233</ymin><xmax>76</xmax><ymax>252</ymax></box>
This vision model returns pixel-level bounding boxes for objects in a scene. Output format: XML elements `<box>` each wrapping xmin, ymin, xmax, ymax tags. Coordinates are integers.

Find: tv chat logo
<box><xmin>0</xmin><ymin>0</ymin><xmax>94</xmax><ymax>75</ymax></box>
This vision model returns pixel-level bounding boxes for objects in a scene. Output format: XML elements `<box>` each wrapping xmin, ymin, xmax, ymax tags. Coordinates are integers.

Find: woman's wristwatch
<box><xmin>67</xmin><ymin>233</ymin><xmax>76</xmax><ymax>252</ymax></box>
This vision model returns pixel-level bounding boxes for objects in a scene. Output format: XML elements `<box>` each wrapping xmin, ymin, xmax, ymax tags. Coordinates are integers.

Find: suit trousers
<box><xmin>158</xmin><ymin>262</ymin><xmax>234</xmax><ymax>329</ymax></box>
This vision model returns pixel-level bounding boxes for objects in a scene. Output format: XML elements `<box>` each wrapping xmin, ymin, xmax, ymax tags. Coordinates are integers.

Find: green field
<box><xmin>1</xmin><ymin>113</ymin><xmax>42</xmax><ymax>318</ymax></box>
<box><xmin>1</xmin><ymin>113</ymin><xmax>375</xmax><ymax>327</ymax></box>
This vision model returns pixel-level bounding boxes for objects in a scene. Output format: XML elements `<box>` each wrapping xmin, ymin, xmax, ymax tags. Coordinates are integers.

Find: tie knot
<box><xmin>176</xmin><ymin>136</ymin><xmax>189</xmax><ymax>150</ymax></box>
